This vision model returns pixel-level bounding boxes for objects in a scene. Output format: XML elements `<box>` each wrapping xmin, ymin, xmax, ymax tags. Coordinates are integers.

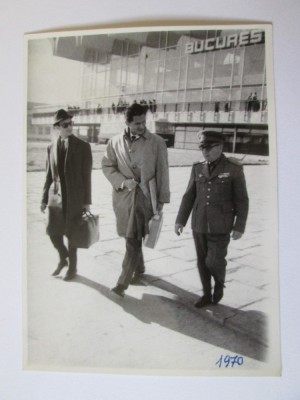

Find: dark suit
<box><xmin>176</xmin><ymin>154</ymin><xmax>249</xmax><ymax>296</ymax></box>
<box><xmin>41</xmin><ymin>134</ymin><xmax>92</xmax><ymax>272</ymax></box>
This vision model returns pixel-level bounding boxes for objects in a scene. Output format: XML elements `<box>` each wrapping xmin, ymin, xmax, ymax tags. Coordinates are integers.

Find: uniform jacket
<box><xmin>41</xmin><ymin>134</ymin><xmax>92</xmax><ymax>237</ymax></box>
<box><xmin>102</xmin><ymin>129</ymin><xmax>170</xmax><ymax>237</ymax></box>
<box><xmin>176</xmin><ymin>154</ymin><xmax>249</xmax><ymax>234</ymax></box>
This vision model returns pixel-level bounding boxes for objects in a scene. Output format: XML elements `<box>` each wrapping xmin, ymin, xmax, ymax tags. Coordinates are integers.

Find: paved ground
<box><xmin>25</xmin><ymin>162</ymin><xmax>279</xmax><ymax>375</ymax></box>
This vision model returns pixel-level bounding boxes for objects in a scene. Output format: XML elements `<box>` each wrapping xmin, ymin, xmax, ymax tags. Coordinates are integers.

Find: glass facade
<box><xmin>78</xmin><ymin>29</ymin><xmax>266</xmax><ymax>114</ymax></box>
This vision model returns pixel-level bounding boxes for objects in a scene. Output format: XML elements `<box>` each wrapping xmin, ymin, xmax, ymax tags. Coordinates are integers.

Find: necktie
<box><xmin>208</xmin><ymin>162</ymin><xmax>214</xmax><ymax>175</ymax></box>
<box><xmin>131</xmin><ymin>135</ymin><xmax>136</xmax><ymax>142</ymax></box>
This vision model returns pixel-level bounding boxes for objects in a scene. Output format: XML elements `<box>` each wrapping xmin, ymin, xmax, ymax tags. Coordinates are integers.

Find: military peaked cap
<box><xmin>198</xmin><ymin>130</ymin><xmax>225</xmax><ymax>144</ymax></box>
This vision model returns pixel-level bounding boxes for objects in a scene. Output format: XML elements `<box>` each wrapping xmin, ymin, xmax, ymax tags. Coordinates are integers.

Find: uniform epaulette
<box><xmin>227</xmin><ymin>157</ymin><xmax>243</xmax><ymax>166</ymax></box>
<box><xmin>193</xmin><ymin>161</ymin><xmax>204</xmax><ymax>166</ymax></box>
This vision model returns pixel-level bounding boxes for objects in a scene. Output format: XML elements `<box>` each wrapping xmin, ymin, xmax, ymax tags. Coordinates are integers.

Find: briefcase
<box><xmin>144</xmin><ymin>212</ymin><xmax>163</xmax><ymax>249</ymax></box>
<box><xmin>70</xmin><ymin>211</ymin><xmax>99</xmax><ymax>249</ymax></box>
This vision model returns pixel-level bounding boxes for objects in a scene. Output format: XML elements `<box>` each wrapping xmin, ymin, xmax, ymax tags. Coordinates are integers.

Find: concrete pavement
<box><xmin>25</xmin><ymin>161</ymin><xmax>278</xmax><ymax>374</ymax></box>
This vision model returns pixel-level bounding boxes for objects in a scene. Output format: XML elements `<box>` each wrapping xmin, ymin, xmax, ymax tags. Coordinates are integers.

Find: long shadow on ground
<box><xmin>73</xmin><ymin>274</ymin><xmax>267</xmax><ymax>363</ymax></box>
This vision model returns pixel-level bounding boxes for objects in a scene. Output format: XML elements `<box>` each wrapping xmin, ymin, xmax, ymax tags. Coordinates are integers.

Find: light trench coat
<box><xmin>102</xmin><ymin>129</ymin><xmax>170</xmax><ymax>238</ymax></box>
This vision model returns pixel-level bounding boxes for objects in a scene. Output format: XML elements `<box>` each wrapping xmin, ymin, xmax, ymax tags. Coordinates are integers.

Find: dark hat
<box><xmin>53</xmin><ymin>109</ymin><xmax>73</xmax><ymax>126</ymax></box>
<box><xmin>198</xmin><ymin>130</ymin><xmax>225</xmax><ymax>145</ymax></box>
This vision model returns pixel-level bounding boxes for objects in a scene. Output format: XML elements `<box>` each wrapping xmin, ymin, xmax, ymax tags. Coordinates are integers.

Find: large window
<box><xmin>144</xmin><ymin>60</ymin><xmax>158</xmax><ymax>93</ymax></box>
<box><xmin>212</xmin><ymin>49</ymin><xmax>233</xmax><ymax>87</ymax></box>
<box><xmin>204</xmin><ymin>52</ymin><xmax>214</xmax><ymax>87</ymax></box>
<box><xmin>187</xmin><ymin>52</ymin><xmax>205</xmax><ymax>89</ymax></box>
<box><xmin>243</xmin><ymin>43</ymin><xmax>265</xmax><ymax>85</ymax></box>
<box><xmin>164</xmin><ymin>55</ymin><xmax>180</xmax><ymax>91</ymax></box>
<box><xmin>126</xmin><ymin>54</ymin><xmax>139</xmax><ymax>95</ymax></box>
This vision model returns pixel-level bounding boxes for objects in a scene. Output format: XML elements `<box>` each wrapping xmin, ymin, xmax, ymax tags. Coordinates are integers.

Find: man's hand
<box><xmin>175</xmin><ymin>223</ymin><xmax>184</xmax><ymax>236</ymax></box>
<box><xmin>123</xmin><ymin>179</ymin><xmax>138</xmax><ymax>191</ymax></box>
<box><xmin>83</xmin><ymin>204</ymin><xmax>90</xmax><ymax>212</ymax></box>
<box><xmin>40</xmin><ymin>203</ymin><xmax>47</xmax><ymax>213</ymax></box>
<box><xmin>157</xmin><ymin>202</ymin><xmax>164</xmax><ymax>214</ymax></box>
<box><xmin>232</xmin><ymin>231</ymin><xmax>243</xmax><ymax>240</ymax></box>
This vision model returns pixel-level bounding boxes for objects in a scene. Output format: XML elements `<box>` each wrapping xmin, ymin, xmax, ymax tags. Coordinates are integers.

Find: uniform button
<box><xmin>208</xmin><ymin>182</ymin><xmax>212</xmax><ymax>185</ymax></box>
<box><xmin>206</xmin><ymin>202</ymin><xmax>210</xmax><ymax>205</ymax></box>
<box><xmin>132</xmin><ymin>164</ymin><xmax>136</xmax><ymax>169</ymax></box>
<box><xmin>208</xmin><ymin>188</ymin><xmax>211</xmax><ymax>191</ymax></box>
<box><xmin>207</xmin><ymin>195</ymin><xmax>210</xmax><ymax>198</ymax></box>
<box><xmin>129</xmin><ymin>150</ymin><xmax>132</xmax><ymax>153</ymax></box>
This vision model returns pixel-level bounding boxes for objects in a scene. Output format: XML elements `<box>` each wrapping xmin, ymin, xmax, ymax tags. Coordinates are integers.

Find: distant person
<box><xmin>153</xmin><ymin>99</ymin><xmax>157</xmax><ymax>113</ymax></box>
<box><xmin>252</xmin><ymin>92</ymin><xmax>260</xmax><ymax>112</ymax></box>
<box><xmin>262</xmin><ymin>99</ymin><xmax>268</xmax><ymax>111</ymax></box>
<box><xmin>102</xmin><ymin>103</ymin><xmax>170</xmax><ymax>297</ymax></box>
<box><xmin>175</xmin><ymin>130</ymin><xmax>249</xmax><ymax>308</ymax></box>
<box><xmin>214</xmin><ymin>102</ymin><xmax>220</xmax><ymax>113</ymax></box>
<box><xmin>112</xmin><ymin>103</ymin><xmax>116</xmax><ymax>114</ymax></box>
<box><xmin>149</xmin><ymin>100</ymin><xmax>153</xmax><ymax>113</ymax></box>
<box><xmin>247</xmin><ymin>93</ymin><xmax>253</xmax><ymax>111</ymax></box>
<box><xmin>40</xmin><ymin>109</ymin><xmax>93</xmax><ymax>281</ymax></box>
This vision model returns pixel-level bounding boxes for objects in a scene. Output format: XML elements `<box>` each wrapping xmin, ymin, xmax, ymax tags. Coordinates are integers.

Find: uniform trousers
<box><xmin>192</xmin><ymin>232</ymin><xmax>230</xmax><ymax>296</ymax></box>
<box><xmin>49</xmin><ymin>235</ymin><xmax>77</xmax><ymax>272</ymax></box>
<box><xmin>117</xmin><ymin>238</ymin><xmax>145</xmax><ymax>289</ymax></box>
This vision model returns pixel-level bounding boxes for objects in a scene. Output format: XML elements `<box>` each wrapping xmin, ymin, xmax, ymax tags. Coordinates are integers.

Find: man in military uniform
<box><xmin>175</xmin><ymin>130</ymin><xmax>249</xmax><ymax>308</ymax></box>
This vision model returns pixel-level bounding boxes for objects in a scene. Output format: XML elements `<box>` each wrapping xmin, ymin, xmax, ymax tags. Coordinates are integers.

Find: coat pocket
<box><xmin>223</xmin><ymin>202</ymin><xmax>234</xmax><ymax>213</ymax></box>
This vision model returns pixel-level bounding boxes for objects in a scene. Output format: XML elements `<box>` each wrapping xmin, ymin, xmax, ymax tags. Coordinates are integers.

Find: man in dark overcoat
<box><xmin>40</xmin><ymin>109</ymin><xmax>92</xmax><ymax>281</ymax></box>
<box><xmin>175</xmin><ymin>130</ymin><xmax>249</xmax><ymax>307</ymax></box>
<box><xmin>102</xmin><ymin>103</ymin><xmax>170</xmax><ymax>297</ymax></box>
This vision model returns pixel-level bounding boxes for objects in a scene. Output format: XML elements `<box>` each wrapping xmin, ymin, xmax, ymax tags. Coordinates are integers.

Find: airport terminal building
<box><xmin>28</xmin><ymin>28</ymin><xmax>269</xmax><ymax>155</ymax></box>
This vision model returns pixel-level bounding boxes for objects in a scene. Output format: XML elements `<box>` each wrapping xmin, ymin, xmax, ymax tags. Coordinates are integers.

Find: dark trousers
<box><xmin>49</xmin><ymin>235</ymin><xmax>77</xmax><ymax>272</ymax></box>
<box><xmin>192</xmin><ymin>232</ymin><xmax>230</xmax><ymax>296</ymax></box>
<box><xmin>117</xmin><ymin>238</ymin><xmax>145</xmax><ymax>289</ymax></box>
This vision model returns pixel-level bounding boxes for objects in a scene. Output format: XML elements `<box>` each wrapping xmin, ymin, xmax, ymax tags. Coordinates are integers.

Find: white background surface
<box><xmin>0</xmin><ymin>0</ymin><xmax>299</xmax><ymax>398</ymax></box>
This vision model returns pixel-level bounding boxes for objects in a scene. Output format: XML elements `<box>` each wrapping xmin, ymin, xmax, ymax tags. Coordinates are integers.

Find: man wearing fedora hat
<box><xmin>175</xmin><ymin>130</ymin><xmax>249</xmax><ymax>307</ymax></box>
<box><xmin>40</xmin><ymin>109</ymin><xmax>92</xmax><ymax>281</ymax></box>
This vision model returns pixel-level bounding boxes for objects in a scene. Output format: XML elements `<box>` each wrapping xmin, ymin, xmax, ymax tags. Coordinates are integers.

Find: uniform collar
<box><xmin>206</xmin><ymin>155</ymin><xmax>222</xmax><ymax>168</ymax></box>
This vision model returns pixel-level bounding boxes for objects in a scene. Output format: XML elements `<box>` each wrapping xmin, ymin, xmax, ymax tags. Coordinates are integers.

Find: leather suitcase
<box><xmin>70</xmin><ymin>211</ymin><xmax>99</xmax><ymax>249</ymax></box>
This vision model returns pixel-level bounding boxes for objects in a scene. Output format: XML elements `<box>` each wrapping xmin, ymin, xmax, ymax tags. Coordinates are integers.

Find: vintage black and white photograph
<box><xmin>24</xmin><ymin>25</ymin><xmax>280</xmax><ymax>375</ymax></box>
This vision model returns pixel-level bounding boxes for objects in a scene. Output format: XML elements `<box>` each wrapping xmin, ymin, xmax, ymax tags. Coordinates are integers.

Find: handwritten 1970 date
<box><xmin>216</xmin><ymin>354</ymin><xmax>244</xmax><ymax>368</ymax></box>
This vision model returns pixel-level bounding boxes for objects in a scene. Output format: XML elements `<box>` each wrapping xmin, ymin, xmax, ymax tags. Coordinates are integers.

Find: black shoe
<box><xmin>194</xmin><ymin>295</ymin><xmax>212</xmax><ymax>308</ymax></box>
<box><xmin>111</xmin><ymin>285</ymin><xmax>125</xmax><ymax>298</ymax></box>
<box><xmin>213</xmin><ymin>282</ymin><xmax>224</xmax><ymax>304</ymax></box>
<box><xmin>52</xmin><ymin>259</ymin><xmax>68</xmax><ymax>276</ymax></box>
<box><xmin>63</xmin><ymin>269</ymin><xmax>77</xmax><ymax>281</ymax></box>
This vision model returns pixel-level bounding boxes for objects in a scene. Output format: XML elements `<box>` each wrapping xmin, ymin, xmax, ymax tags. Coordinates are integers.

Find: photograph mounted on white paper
<box><xmin>24</xmin><ymin>24</ymin><xmax>280</xmax><ymax>376</ymax></box>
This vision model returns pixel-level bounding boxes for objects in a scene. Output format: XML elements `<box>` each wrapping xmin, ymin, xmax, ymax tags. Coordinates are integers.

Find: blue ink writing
<box><xmin>216</xmin><ymin>354</ymin><xmax>244</xmax><ymax>368</ymax></box>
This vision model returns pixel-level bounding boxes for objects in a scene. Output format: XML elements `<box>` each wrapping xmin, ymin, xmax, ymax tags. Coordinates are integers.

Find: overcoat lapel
<box><xmin>115</xmin><ymin>133</ymin><xmax>136</xmax><ymax>179</ymax></box>
<box><xmin>65</xmin><ymin>134</ymin><xmax>75</xmax><ymax>174</ymax></box>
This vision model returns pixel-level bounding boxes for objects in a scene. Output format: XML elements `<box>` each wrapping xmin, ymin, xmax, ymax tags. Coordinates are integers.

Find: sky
<box><xmin>27</xmin><ymin>38</ymin><xmax>83</xmax><ymax>105</ymax></box>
